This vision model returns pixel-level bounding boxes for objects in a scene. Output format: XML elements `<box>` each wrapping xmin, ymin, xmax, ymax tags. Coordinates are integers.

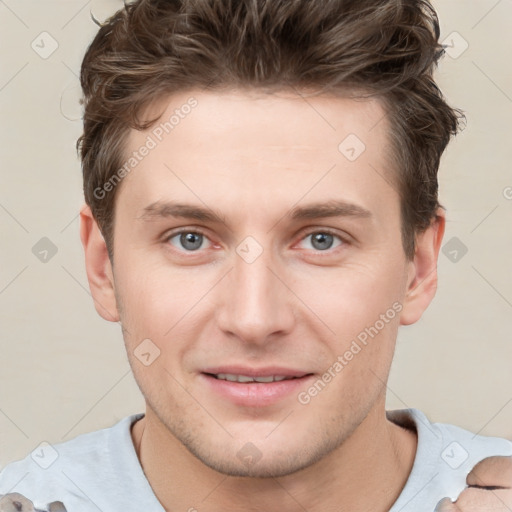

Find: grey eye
<box><xmin>310</xmin><ymin>232</ymin><xmax>334</xmax><ymax>250</ymax></box>
<box><xmin>180</xmin><ymin>233</ymin><xmax>203</xmax><ymax>251</ymax></box>
<box><xmin>297</xmin><ymin>231</ymin><xmax>343</xmax><ymax>252</ymax></box>
<box><xmin>176</xmin><ymin>232</ymin><xmax>204</xmax><ymax>251</ymax></box>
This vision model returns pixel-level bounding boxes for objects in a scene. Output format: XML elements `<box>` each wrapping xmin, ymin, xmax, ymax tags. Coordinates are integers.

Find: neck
<box><xmin>131</xmin><ymin>404</ymin><xmax>417</xmax><ymax>512</ymax></box>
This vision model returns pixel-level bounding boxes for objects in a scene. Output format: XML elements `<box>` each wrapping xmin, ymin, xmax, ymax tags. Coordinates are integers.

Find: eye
<box><xmin>298</xmin><ymin>231</ymin><xmax>344</xmax><ymax>251</ymax></box>
<box><xmin>167</xmin><ymin>231</ymin><xmax>212</xmax><ymax>251</ymax></box>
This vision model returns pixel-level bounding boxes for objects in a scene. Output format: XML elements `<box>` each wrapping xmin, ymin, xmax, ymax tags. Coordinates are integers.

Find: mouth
<box><xmin>199</xmin><ymin>367</ymin><xmax>315</xmax><ymax>407</ymax></box>
<box><xmin>204</xmin><ymin>373</ymin><xmax>304</xmax><ymax>383</ymax></box>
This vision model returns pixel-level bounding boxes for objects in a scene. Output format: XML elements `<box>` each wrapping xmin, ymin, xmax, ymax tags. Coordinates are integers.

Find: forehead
<box><xmin>118</xmin><ymin>89</ymin><xmax>398</xmax><ymax>223</ymax></box>
<box><xmin>136</xmin><ymin>88</ymin><xmax>388</xmax><ymax>154</ymax></box>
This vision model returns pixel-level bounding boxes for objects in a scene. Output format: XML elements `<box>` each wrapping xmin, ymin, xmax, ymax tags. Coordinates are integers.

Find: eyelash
<box><xmin>163</xmin><ymin>227</ymin><xmax>349</xmax><ymax>254</ymax></box>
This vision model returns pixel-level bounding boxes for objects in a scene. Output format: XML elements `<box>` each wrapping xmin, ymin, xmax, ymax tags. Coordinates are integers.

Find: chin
<box><xmin>187</xmin><ymin>446</ymin><xmax>317</xmax><ymax>478</ymax></box>
<box><xmin>178</xmin><ymin>426</ymin><xmax>348</xmax><ymax>479</ymax></box>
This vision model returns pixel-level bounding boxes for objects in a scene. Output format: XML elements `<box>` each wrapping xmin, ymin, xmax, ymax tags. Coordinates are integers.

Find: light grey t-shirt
<box><xmin>0</xmin><ymin>408</ymin><xmax>510</xmax><ymax>511</ymax></box>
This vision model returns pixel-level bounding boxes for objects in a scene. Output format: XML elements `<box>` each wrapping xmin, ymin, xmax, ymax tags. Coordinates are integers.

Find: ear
<box><xmin>400</xmin><ymin>208</ymin><xmax>446</xmax><ymax>326</ymax></box>
<box><xmin>79</xmin><ymin>205</ymin><xmax>120</xmax><ymax>322</ymax></box>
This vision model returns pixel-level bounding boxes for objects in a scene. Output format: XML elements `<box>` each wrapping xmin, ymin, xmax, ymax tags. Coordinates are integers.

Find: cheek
<box><xmin>115</xmin><ymin>257</ymin><xmax>192</xmax><ymax>319</ymax></box>
<box><xmin>294</xmin><ymin>258</ymin><xmax>405</xmax><ymax>328</ymax></box>
<box><xmin>114</xmin><ymin>258</ymin><xmax>220</xmax><ymax>362</ymax></box>
<box><xmin>287</xmin><ymin>258</ymin><xmax>405</xmax><ymax>383</ymax></box>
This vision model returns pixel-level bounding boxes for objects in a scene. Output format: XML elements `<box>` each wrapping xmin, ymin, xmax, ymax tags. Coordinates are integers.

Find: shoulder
<box><xmin>0</xmin><ymin>413</ymin><xmax>143</xmax><ymax>512</ymax></box>
<box><xmin>425</xmin><ymin>410</ymin><xmax>512</xmax><ymax>464</ymax></box>
<box><xmin>388</xmin><ymin>408</ymin><xmax>512</xmax><ymax>512</ymax></box>
<box><xmin>390</xmin><ymin>407</ymin><xmax>512</xmax><ymax>463</ymax></box>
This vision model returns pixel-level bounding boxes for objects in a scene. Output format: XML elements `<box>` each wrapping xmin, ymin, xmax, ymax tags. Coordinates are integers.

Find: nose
<box><xmin>215</xmin><ymin>243</ymin><xmax>295</xmax><ymax>345</ymax></box>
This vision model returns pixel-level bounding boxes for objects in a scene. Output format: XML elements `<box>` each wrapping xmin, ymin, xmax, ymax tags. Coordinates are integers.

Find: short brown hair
<box><xmin>78</xmin><ymin>0</ymin><xmax>463</xmax><ymax>260</ymax></box>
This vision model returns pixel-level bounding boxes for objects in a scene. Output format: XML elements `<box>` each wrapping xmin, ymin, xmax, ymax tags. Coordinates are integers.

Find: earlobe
<box><xmin>79</xmin><ymin>205</ymin><xmax>120</xmax><ymax>322</ymax></box>
<box><xmin>399</xmin><ymin>209</ymin><xmax>446</xmax><ymax>326</ymax></box>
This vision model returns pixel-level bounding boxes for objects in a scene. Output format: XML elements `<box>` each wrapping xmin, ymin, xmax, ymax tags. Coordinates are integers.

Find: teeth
<box><xmin>237</xmin><ymin>375</ymin><xmax>254</xmax><ymax>383</ymax></box>
<box><xmin>214</xmin><ymin>373</ymin><xmax>292</xmax><ymax>383</ymax></box>
<box><xmin>253</xmin><ymin>376</ymin><xmax>275</xmax><ymax>383</ymax></box>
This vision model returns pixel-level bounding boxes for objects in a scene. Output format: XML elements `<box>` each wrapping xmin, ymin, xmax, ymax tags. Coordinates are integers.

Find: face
<box><xmin>87</xmin><ymin>89</ymin><xmax>435</xmax><ymax>478</ymax></box>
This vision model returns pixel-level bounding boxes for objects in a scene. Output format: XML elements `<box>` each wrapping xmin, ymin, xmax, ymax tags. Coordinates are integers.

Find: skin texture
<box><xmin>80</xmin><ymin>88</ymin><xmax>449</xmax><ymax>512</ymax></box>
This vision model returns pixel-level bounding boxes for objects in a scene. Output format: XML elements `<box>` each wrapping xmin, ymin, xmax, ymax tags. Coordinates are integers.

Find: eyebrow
<box><xmin>289</xmin><ymin>200</ymin><xmax>372</xmax><ymax>221</ymax></box>
<box><xmin>139</xmin><ymin>201</ymin><xmax>226</xmax><ymax>224</ymax></box>
<box><xmin>138</xmin><ymin>199</ymin><xmax>372</xmax><ymax>224</ymax></box>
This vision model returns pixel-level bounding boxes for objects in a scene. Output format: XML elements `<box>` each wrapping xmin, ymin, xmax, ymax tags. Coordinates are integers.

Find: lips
<box><xmin>201</xmin><ymin>366</ymin><xmax>311</xmax><ymax>379</ymax></box>
<box><xmin>211</xmin><ymin>374</ymin><xmax>294</xmax><ymax>383</ymax></box>
<box><xmin>200</xmin><ymin>366</ymin><xmax>315</xmax><ymax>407</ymax></box>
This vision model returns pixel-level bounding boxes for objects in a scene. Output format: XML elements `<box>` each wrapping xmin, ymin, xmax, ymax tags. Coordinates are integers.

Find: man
<box><xmin>0</xmin><ymin>0</ymin><xmax>510</xmax><ymax>511</ymax></box>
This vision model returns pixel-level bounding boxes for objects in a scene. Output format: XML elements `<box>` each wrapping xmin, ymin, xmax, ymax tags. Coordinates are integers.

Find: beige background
<box><xmin>0</xmin><ymin>0</ymin><xmax>511</xmax><ymax>469</ymax></box>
